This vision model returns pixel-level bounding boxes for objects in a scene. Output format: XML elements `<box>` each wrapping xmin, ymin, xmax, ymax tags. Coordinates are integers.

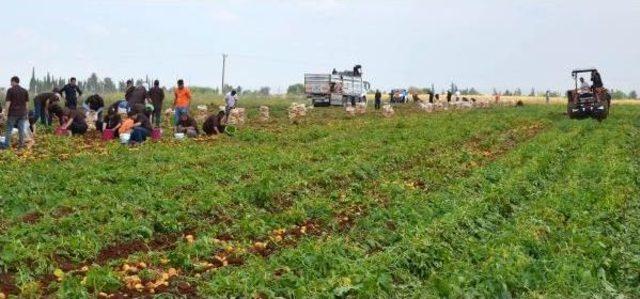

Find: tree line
<box><xmin>14</xmin><ymin>69</ymin><xmax>640</xmax><ymax>100</ymax></box>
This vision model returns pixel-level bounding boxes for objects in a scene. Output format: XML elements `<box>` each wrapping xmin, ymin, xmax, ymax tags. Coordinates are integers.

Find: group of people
<box><xmin>1</xmin><ymin>76</ymin><xmax>239</xmax><ymax>150</ymax></box>
<box><xmin>372</xmin><ymin>89</ymin><xmax>468</xmax><ymax>110</ymax></box>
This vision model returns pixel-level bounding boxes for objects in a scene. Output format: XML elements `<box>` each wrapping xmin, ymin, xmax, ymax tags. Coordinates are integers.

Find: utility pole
<box><xmin>221</xmin><ymin>54</ymin><xmax>228</xmax><ymax>95</ymax></box>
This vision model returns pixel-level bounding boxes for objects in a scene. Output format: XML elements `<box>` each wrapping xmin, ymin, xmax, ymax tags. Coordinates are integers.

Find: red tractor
<box><xmin>566</xmin><ymin>69</ymin><xmax>611</xmax><ymax>121</ymax></box>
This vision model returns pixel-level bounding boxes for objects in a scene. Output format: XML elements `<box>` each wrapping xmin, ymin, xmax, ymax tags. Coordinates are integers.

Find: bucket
<box><xmin>54</xmin><ymin>127</ymin><xmax>68</xmax><ymax>136</ymax></box>
<box><xmin>151</xmin><ymin>128</ymin><xmax>163</xmax><ymax>140</ymax></box>
<box><xmin>102</xmin><ymin>129</ymin><xmax>115</xmax><ymax>141</ymax></box>
<box><xmin>120</xmin><ymin>133</ymin><xmax>131</xmax><ymax>144</ymax></box>
<box><xmin>0</xmin><ymin>136</ymin><xmax>5</xmax><ymax>144</ymax></box>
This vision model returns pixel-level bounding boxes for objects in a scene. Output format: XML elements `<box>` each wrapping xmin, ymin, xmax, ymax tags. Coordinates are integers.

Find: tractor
<box><xmin>566</xmin><ymin>69</ymin><xmax>611</xmax><ymax>121</ymax></box>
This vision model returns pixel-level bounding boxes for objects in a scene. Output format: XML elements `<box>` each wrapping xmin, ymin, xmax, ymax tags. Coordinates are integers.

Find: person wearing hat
<box><xmin>176</xmin><ymin>110</ymin><xmax>199</xmax><ymax>138</ymax></box>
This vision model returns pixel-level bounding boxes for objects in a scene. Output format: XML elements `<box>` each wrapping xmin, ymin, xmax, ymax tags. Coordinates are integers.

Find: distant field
<box><xmin>1</xmin><ymin>103</ymin><xmax>639</xmax><ymax>298</ymax></box>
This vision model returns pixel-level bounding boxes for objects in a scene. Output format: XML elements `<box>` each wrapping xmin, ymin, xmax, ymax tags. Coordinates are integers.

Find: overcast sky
<box><xmin>1</xmin><ymin>0</ymin><xmax>638</xmax><ymax>93</ymax></box>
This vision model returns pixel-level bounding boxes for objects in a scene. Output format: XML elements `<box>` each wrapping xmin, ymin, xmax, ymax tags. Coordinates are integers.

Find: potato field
<box><xmin>1</xmin><ymin>102</ymin><xmax>639</xmax><ymax>298</ymax></box>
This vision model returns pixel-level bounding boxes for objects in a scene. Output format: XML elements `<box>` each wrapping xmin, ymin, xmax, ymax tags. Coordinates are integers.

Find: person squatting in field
<box><xmin>128</xmin><ymin>109</ymin><xmax>153</xmax><ymax>144</ymax></box>
<box><xmin>1</xmin><ymin>76</ymin><xmax>30</xmax><ymax>150</ymax></box>
<box><xmin>59</xmin><ymin>108</ymin><xmax>89</xmax><ymax>136</ymax></box>
<box><xmin>60</xmin><ymin>77</ymin><xmax>83</xmax><ymax>109</ymax></box>
<box><xmin>101</xmin><ymin>107</ymin><xmax>123</xmax><ymax>138</ymax></box>
<box><xmin>176</xmin><ymin>111</ymin><xmax>199</xmax><ymax>138</ymax></box>
<box><xmin>203</xmin><ymin>110</ymin><xmax>226</xmax><ymax>135</ymax></box>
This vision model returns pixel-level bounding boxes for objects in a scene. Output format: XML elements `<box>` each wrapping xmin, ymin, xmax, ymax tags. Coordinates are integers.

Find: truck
<box><xmin>305</xmin><ymin>66</ymin><xmax>370</xmax><ymax>107</ymax></box>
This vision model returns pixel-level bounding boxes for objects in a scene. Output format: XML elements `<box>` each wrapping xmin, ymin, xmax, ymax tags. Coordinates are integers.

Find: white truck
<box><xmin>305</xmin><ymin>66</ymin><xmax>370</xmax><ymax>107</ymax></box>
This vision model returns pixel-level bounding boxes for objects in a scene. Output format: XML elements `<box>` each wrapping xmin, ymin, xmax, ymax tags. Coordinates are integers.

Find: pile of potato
<box><xmin>418</xmin><ymin>102</ymin><xmax>434</xmax><ymax>113</ymax></box>
<box><xmin>259</xmin><ymin>106</ymin><xmax>270</xmax><ymax>122</ymax></box>
<box><xmin>288</xmin><ymin>103</ymin><xmax>307</xmax><ymax>123</ymax></box>
<box><xmin>227</xmin><ymin>108</ymin><xmax>246</xmax><ymax>126</ymax></box>
<box><xmin>345</xmin><ymin>106</ymin><xmax>356</xmax><ymax>117</ymax></box>
<box><xmin>355</xmin><ymin>102</ymin><xmax>367</xmax><ymax>115</ymax></box>
<box><xmin>382</xmin><ymin>104</ymin><xmax>395</xmax><ymax>118</ymax></box>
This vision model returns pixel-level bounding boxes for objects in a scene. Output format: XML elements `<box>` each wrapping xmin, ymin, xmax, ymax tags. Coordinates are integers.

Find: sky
<box><xmin>1</xmin><ymin>0</ymin><xmax>639</xmax><ymax>93</ymax></box>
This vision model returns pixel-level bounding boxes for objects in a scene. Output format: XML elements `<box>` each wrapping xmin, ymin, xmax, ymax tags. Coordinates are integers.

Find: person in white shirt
<box><xmin>224</xmin><ymin>90</ymin><xmax>238</xmax><ymax>116</ymax></box>
<box><xmin>579</xmin><ymin>77</ymin><xmax>591</xmax><ymax>92</ymax></box>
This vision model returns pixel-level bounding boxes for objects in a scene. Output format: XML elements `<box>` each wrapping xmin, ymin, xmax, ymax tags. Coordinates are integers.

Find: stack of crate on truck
<box><xmin>305</xmin><ymin>66</ymin><xmax>370</xmax><ymax>107</ymax></box>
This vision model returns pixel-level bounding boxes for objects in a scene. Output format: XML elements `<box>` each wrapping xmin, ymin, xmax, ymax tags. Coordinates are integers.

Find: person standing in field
<box><xmin>1</xmin><ymin>76</ymin><xmax>30</xmax><ymax>150</ymax></box>
<box><xmin>148</xmin><ymin>80</ymin><xmax>165</xmax><ymax>127</ymax></box>
<box><xmin>124</xmin><ymin>80</ymin><xmax>135</xmax><ymax>103</ymax></box>
<box><xmin>33</xmin><ymin>88</ymin><xmax>61</xmax><ymax>125</ymax></box>
<box><xmin>446</xmin><ymin>91</ymin><xmax>452</xmax><ymax>102</ymax></box>
<box><xmin>374</xmin><ymin>90</ymin><xmax>382</xmax><ymax>110</ymax></box>
<box><xmin>173</xmin><ymin>79</ymin><xmax>192</xmax><ymax>125</ymax></box>
<box><xmin>60</xmin><ymin>77</ymin><xmax>83</xmax><ymax>109</ymax></box>
<box><xmin>224</xmin><ymin>90</ymin><xmax>237</xmax><ymax>116</ymax></box>
<box><xmin>545</xmin><ymin>91</ymin><xmax>550</xmax><ymax>105</ymax></box>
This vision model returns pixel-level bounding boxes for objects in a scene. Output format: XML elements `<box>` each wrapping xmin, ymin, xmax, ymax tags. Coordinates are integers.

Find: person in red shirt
<box><xmin>173</xmin><ymin>79</ymin><xmax>192</xmax><ymax>126</ymax></box>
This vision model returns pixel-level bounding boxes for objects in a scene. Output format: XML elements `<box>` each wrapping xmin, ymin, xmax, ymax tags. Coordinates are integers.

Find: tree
<box><xmin>29</xmin><ymin>67</ymin><xmax>37</xmax><ymax>93</ymax></box>
<box><xmin>118</xmin><ymin>81</ymin><xmax>127</xmax><ymax>92</ymax></box>
<box><xmin>629</xmin><ymin>90</ymin><xmax>637</xmax><ymax>99</ymax></box>
<box><xmin>504</xmin><ymin>90</ymin><xmax>512</xmax><ymax>96</ymax></box>
<box><xmin>611</xmin><ymin>90</ymin><xmax>628</xmax><ymax>100</ymax></box>
<box><xmin>86</xmin><ymin>73</ymin><xmax>100</xmax><ymax>93</ymax></box>
<box><xmin>287</xmin><ymin>83</ymin><xmax>305</xmax><ymax>95</ymax></box>
<box><xmin>258</xmin><ymin>87</ymin><xmax>271</xmax><ymax>96</ymax></box>
<box><xmin>514</xmin><ymin>88</ymin><xmax>522</xmax><ymax>96</ymax></box>
<box><xmin>529</xmin><ymin>88</ymin><xmax>536</xmax><ymax>97</ymax></box>
<box><xmin>104</xmin><ymin>77</ymin><xmax>117</xmax><ymax>93</ymax></box>
<box><xmin>222</xmin><ymin>84</ymin><xmax>234</xmax><ymax>94</ymax></box>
